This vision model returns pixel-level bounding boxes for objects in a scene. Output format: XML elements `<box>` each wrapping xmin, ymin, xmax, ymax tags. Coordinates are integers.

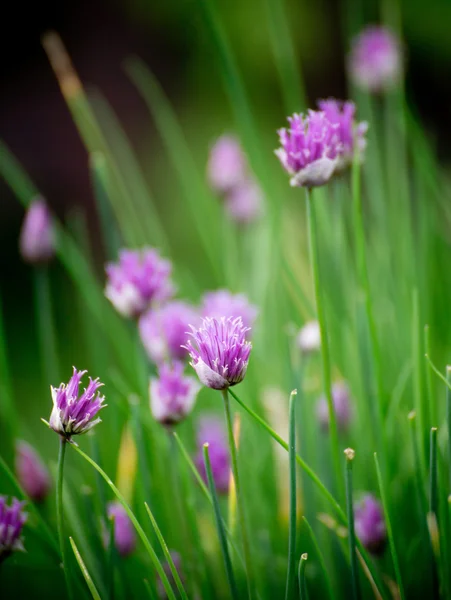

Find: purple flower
<box><xmin>139</xmin><ymin>301</ymin><xmax>200</xmax><ymax>364</ymax></box>
<box><xmin>15</xmin><ymin>441</ymin><xmax>51</xmax><ymax>503</ymax></box>
<box><xmin>275</xmin><ymin>110</ymin><xmax>342</xmax><ymax>187</ymax></box>
<box><xmin>0</xmin><ymin>497</ymin><xmax>27</xmax><ymax>562</ymax></box>
<box><xmin>105</xmin><ymin>248</ymin><xmax>175</xmax><ymax>319</ymax></box>
<box><xmin>107</xmin><ymin>501</ymin><xmax>136</xmax><ymax>557</ymax></box>
<box><xmin>201</xmin><ymin>289</ymin><xmax>258</xmax><ymax>330</ymax></box>
<box><xmin>355</xmin><ymin>494</ymin><xmax>387</xmax><ymax>555</ymax></box>
<box><xmin>348</xmin><ymin>26</ymin><xmax>402</xmax><ymax>93</ymax></box>
<box><xmin>156</xmin><ymin>551</ymin><xmax>184</xmax><ymax>599</ymax></box>
<box><xmin>316</xmin><ymin>382</ymin><xmax>352</xmax><ymax>432</ymax></box>
<box><xmin>224</xmin><ymin>179</ymin><xmax>264</xmax><ymax>225</ymax></box>
<box><xmin>47</xmin><ymin>367</ymin><xmax>106</xmax><ymax>439</ymax></box>
<box><xmin>317</xmin><ymin>99</ymin><xmax>368</xmax><ymax>171</ymax></box>
<box><xmin>184</xmin><ymin>317</ymin><xmax>252</xmax><ymax>390</ymax></box>
<box><xmin>207</xmin><ymin>135</ymin><xmax>247</xmax><ymax>193</ymax></box>
<box><xmin>297</xmin><ymin>320</ymin><xmax>321</xmax><ymax>353</ymax></box>
<box><xmin>149</xmin><ymin>362</ymin><xmax>200</xmax><ymax>426</ymax></box>
<box><xmin>19</xmin><ymin>197</ymin><xmax>54</xmax><ymax>264</ymax></box>
<box><xmin>195</xmin><ymin>416</ymin><xmax>230</xmax><ymax>494</ymax></box>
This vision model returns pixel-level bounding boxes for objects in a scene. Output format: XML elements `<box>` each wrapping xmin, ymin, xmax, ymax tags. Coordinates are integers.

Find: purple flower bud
<box><xmin>224</xmin><ymin>179</ymin><xmax>264</xmax><ymax>225</ymax></box>
<box><xmin>107</xmin><ymin>501</ymin><xmax>136</xmax><ymax>557</ymax></box>
<box><xmin>348</xmin><ymin>26</ymin><xmax>402</xmax><ymax>93</ymax></box>
<box><xmin>15</xmin><ymin>441</ymin><xmax>51</xmax><ymax>502</ymax></box>
<box><xmin>316</xmin><ymin>382</ymin><xmax>352</xmax><ymax>432</ymax></box>
<box><xmin>139</xmin><ymin>301</ymin><xmax>200</xmax><ymax>364</ymax></box>
<box><xmin>355</xmin><ymin>494</ymin><xmax>387</xmax><ymax>555</ymax></box>
<box><xmin>201</xmin><ymin>289</ymin><xmax>258</xmax><ymax>330</ymax></box>
<box><xmin>317</xmin><ymin>99</ymin><xmax>368</xmax><ymax>171</ymax></box>
<box><xmin>105</xmin><ymin>248</ymin><xmax>175</xmax><ymax>319</ymax></box>
<box><xmin>156</xmin><ymin>551</ymin><xmax>184</xmax><ymax>599</ymax></box>
<box><xmin>297</xmin><ymin>320</ymin><xmax>321</xmax><ymax>353</ymax></box>
<box><xmin>150</xmin><ymin>362</ymin><xmax>200</xmax><ymax>426</ymax></box>
<box><xmin>207</xmin><ymin>135</ymin><xmax>247</xmax><ymax>193</ymax></box>
<box><xmin>47</xmin><ymin>367</ymin><xmax>106</xmax><ymax>439</ymax></box>
<box><xmin>275</xmin><ymin>110</ymin><xmax>343</xmax><ymax>187</ymax></box>
<box><xmin>19</xmin><ymin>197</ymin><xmax>54</xmax><ymax>264</ymax></box>
<box><xmin>0</xmin><ymin>496</ymin><xmax>27</xmax><ymax>562</ymax></box>
<box><xmin>184</xmin><ymin>317</ymin><xmax>252</xmax><ymax>390</ymax></box>
<box><xmin>195</xmin><ymin>416</ymin><xmax>230</xmax><ymax>494</ymax></box>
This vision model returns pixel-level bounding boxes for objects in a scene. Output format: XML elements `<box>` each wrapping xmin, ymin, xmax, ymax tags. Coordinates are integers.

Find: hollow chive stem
<box><xmin>285</xmin><ymin>390</ymin><xmax>298</xmax><ymax>600</ymax></box>
<box><xmin>305</xmin><ymin>188</ymin><xmax>342</xmax><ymax>500</ymax></box>
<box><xmin>203</xmin><ymin>443</ymin><xmax>239</xmax><ymax>600</ymax></box>
<box><xmin>447</xmin><ymin>368</ymin><xmax>451</xmax><ymax>489</ymax></box>
<box><xmin>57</xmin><ymin>437</ymin><xmax>73</xmax><ymax>600</ymax></box>
<box><xmin>222</xmin><ymin>388</ymin><xmax>254</xmax><ymax>598</ymax></box>
<box><xmin>298</xmin><ymin>553</ymin><xmax>309</xmax><ymax>600</ymax></box>
<box><xmin>345</xmin><ymin>449</ymin><xmax>361</xmax><ymax>600</ymax></box>
<box><xmin>429</xmin><ymin>427</ymin><xmax>440</xmax><ymax>599</ymax></box>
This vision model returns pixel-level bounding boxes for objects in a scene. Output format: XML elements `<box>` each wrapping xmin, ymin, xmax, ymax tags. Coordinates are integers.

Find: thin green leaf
<box><xmin>69</xmin><ymin>537</ymin><xmax>102</xmax><ymax>600</ymax></box>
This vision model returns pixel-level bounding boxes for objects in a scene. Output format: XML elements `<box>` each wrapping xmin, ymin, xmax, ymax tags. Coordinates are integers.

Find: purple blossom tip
<box><xmin>150</xmin><ymin>361</ymin><xmax>200</xmax><ymax>426</ymax></box>
<box><xmin>105</xmin><ymin>248</ymin><xmax>175</xmax><ymax>319</ymax></box>
<box><xmin>224</xmin><ymin>179</ymin><xmax>265</xmax><ymax>225</ymax></box>
<box><xmin>355</xmin><ymin>494</ymin><xmax>387</xmax><ymax>555</ymax></box>
<box><xmin>195</xmin><ymin>416</ymin><xmax>230</xmax><ymax>494</ymax></box>
<box><xmin>0</xmin><ymin>496</ymin><xmax>27</xmax><ymax>562</ymax></box>
<box><xmin>317</xmin><ymin>382</ymin><xmax>353</xmax><ymax>432</ymax></box>
<box><xmin>183</xmin><ymin>316</ymin><xmax>252</xmax><ymax>390</ymax></box>
<box><xmin>107</xmin><ymin>501</ymin><xmax>136</xmax><ymax>557</ymax></box>
<box><xmin>207</xmin><ymin>135</ymin><xmax>248</xmax><ymax>193</ymax></box>
<box><xmin>15</xmin><ymin>441</ymin><xmax>51</xmax><ymax>503</ymax></box>
<box><xmin>201</xmin><ymin>289</ymin><xmax>258</xmax><ymax>330</ymax></box>
<box><xmin>48</xmin><ymin>367</ymin><xmax>106</xmax><ymax>439</ymax></box>
<box><xmin>19</xmin><ymin>197</ymin><xmax>54</xmax><ymax>264</ymax></box>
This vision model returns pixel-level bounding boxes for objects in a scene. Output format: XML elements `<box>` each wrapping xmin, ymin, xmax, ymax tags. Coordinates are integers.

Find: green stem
<box><xmin>34</xmin><ymin>266</ymin><xmax>59</xmax><ymax>384</ymax></box>
<box><xmin>345</xmin><ymin>449</ymin><xmax>361</xmax><ymax>600</ymax></box>
<box><xmin>407</xmin><ymin>412</ymin><xmax>428</xmax><ymax>520</ymax></box>
<box><xmin>285</xmin><ymin>390</ymin><xmax>298</xmax><ymax>600</ymax></box>
<box><xmin>107</xmin><ymin>517</ymin><xmax>116</xmax><ymax>600</ymax></box>
<box><xmin>447</xmin><ymin>367</ymin><xmax>451</xmax><ymax>490</ymax></box>
<box><xmin>0</xmin><ymin>294</ymin><xmax>18</xmax><ymax>444</ymax></box>
<box><xmin>305</xmin><ymin>188</ymin><xmax>342</xmax><ymax>499</ymax></box>
<box><xmin>298</xmin><ymin>553</ymin><xmax>308</xmax><ymax>600</ymax></box>
<box><xmin>203</xmin><ymin>444</ymin><xmax>239</xmax><ymax>600</ymax></box>
<box><xmin>424</xmin><ymin>326</ymin><xmax>436</xmax><ymax>430</ymax></box>
<box><xmin>57</xmin><ymin>438</ymin><xmax>73</xmax><ymax>600</ymax></box>
<box><xmin>302</xmin><ymin>518</ymin><xmax>334</xmax><ymax>600</ymax></box>
<box><xmin>222</xmin><ymin>388</ymin><xmax>254</xmax><ymax>598</ymax></box>
<box><xmin>429</xmin><ymin>428</ymin><xmax>440</xmax><ymax>600</ymax></box>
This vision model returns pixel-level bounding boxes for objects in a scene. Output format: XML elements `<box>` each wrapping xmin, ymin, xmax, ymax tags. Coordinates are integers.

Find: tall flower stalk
<box><xmin>56</xmin><ymin>438</ymin><xmax>72</xmax><ymax>599</ymax></box>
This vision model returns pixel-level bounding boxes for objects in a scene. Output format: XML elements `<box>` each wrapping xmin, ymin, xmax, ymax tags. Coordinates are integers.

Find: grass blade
<box><xmin>285</xmin><ymin>390</ymin><xmax>298</xmax><ymax>600</ymax></box>
<box><xmin>69</xmin><ymin>537</ymin><xmax>102</xmax><ymax>600</ymax></box>
<box><xmin>298</xmin><ymin>553</ymin><xmax>308</xmax><ymax>600</ymax></box>
<box><xmin>344</xmin><ymin>449</ymin><xmax>361</xmax><ymax>600</ymax></box>
<box><xmin>301</xmin><ymin>517</ymin><xmax>334</xmax><ymax>600</ymax></box>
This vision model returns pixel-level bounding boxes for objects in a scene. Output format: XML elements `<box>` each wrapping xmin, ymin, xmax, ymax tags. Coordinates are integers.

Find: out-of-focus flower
<box><xmin>201</xmin><ymin>289</ymin><xmax>258</xmax><ymax>330</ymax></box>
<box><xmin>19</xmin><ymin>197</ymin><xmax>54</xmax><ymax>264</ymax></box>
<box><xmin>297</xmin><ymin>320</ymin><xmax>321</xmax><ymax>353</ymax></box>
<box><xmin>107</xmin><ymin>501</ymin><xmax>136</xmax><ymax>557</ymax></box>
<box><xmin>150</xmin><ymin>362</ymin><xmax>200</xmax><ymax>426</ymax></box>
<box><xmin>156</xmin><ymin>551</ymin><xmax>184</xmax><ymax>599</ymax></box>
<box><xmin>195</xmin><ymin>416</ymin><xmax>230</xmax><ymax>494</ymax></box>
<box><xmin>46</xmin><ymin>367</ymin><xmax>106</xmax><ymax>440</ymax></box>
<box><xmin>207</xmin><ymin>135</ymin><xmax>247</xmax><ymax>193</ymax></box>
<box><xmin>139</xmin><ymin>301</ymin><xmax>199</xmax><ymax>364</ymax></box>
<box><xmin>184</xmin><ymin>317</ymin><xmax>252</xmax><ymax>390</ymax></box>
<box><xmin>316</xmin><ymin>382</ymin><xmax>352</xmax><ymax>432</ymax></box>
<box><xmin>15</xmin><ymin>441</ymin><xmax>51</xmax><ymax>502</ymax></box>
<box><xmin>275</xmin><ymin>110</ymin><xmax>342</xmax><ymax>187</ymax></box>
<box><xmin>348</xmin><ymin>26</ymin><xmax>402</xmax><ymax>93</ymax></box>
<box><xmin>317</xmin><ymin>99</ymin><xmax>368</xmax><ymax>170</ymax></box>
<box><xmin>355</xmin><ymin>494</ymin><xmax>387</xmax><ymax>555</ymax></box>
<box><xmin>105</xmin><ymin>249</ymin><xmax>175</xmax><ymax>319</ymax></box>
<box><xmin>0</xmin><ymin>497</ymin><xmax>27</xmax><ymax>562</ymax></box>
<box><xmin>224</xmin><ymin>179</ymin><xmax>264</xmax><ymax>225</ymax></box>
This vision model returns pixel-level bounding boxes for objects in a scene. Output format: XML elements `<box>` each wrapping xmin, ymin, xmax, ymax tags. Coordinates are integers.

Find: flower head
<box><xmin>15</xmin><ymin>441</ymin><xmax>51</xmax><ymax>502</ymax></box>
<box><xmin>275</xmin><ymin>110</ymin><xmax>342</xmax><ymax>187</ymax></box>
<box><xmin>317</xmin><ymin>382</ymin><xmax>353</xmax><ymax>432</ymax></box>
<box><xmin>207</xmin><ymin>135</ymin><xmax>247</xmax><ymax>193</ymax></box>
<box><xmin>150</xmin><ymin>362</ymin><xmax>200</xmax><ymax>426</ymax></box>
<box><xmin>47</xmin><ymin>368</ymin><xmax>106</xmax><ymax>439</ymax></box>
<box><xmin>105</xmin><ymin>248</ymin><xmax>175</xmax><ymax>318</ymax></box>
<box><xmin>195</xmin><ymin>416</ymin><xmax>230</xmax><ymax>494</ymax></box>
<box><xmin>317</xmin><ymin>99</ymin><xmax>368</xmax><ymax>170</ymax></box>
<box><xmin>201</xmin><ymin>289</ymin><xmax>258</xmax><ymax>330</ymax></box>
<box><xmin>19</xmin><ymin>197</ymin><xmax>54</xmax><ymax>264</ymax></box>
<box><xmin>107</xmin><ymin>501</ymin><xmax>136</xmax><ymax>557</ymax></box>
<box><xmin>297</xmin><ymin>320</ymin><xmax>321</xmax><ymax>353</ymax></box>
<box><xmin>348</xmin><ymin>26</ymin><xmax>402</xmax><ymax>93</ymax></box>
<box><xmin>224</xmin><ymin>179</ymin><xmax>264</xmax><ymax>225</ymax></box>
<box><xmin>355</xmin><ymin>494</ymin><xmax>387</xmax><ymax>555</ymax></box>
<box><xmin>184</xmin><ymin>317</ymin><xmax>252</xmax><ymax>390</ymax></box>
<box><xmin>139</xmin><ymin>301</ymin><xmax>200</xmax><ymax>364</ymax></box>
<box><xmin>0</xmin><ymin>497</ymin><xmax>27</xmax><ymax>562</ymax></box>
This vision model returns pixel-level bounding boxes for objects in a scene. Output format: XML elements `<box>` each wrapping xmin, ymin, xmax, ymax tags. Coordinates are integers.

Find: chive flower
<box><xmin>207</xmin><ymin>135</ymin><xmax>247</xmax><ymax>193</ymax></box>
<box><xmin>355</xmin><ymin>494</ymin><xmax>387</xmax><ymax>555</ymax></box>
<box><xmin>107</xmin><ymin>501</ymin><xmax>136</xmax><ymax>557</ymax></box>
<box><xmin>184</xmin><ymin>316</ymin><xmax>252</xmax><ymax>390</ymax></box>
<box><xmin>297</xmin><ymin>320</ymin><xmax>321</xmax><ymax>353</ymax></box>
<box><xmin>15</xmin><ymin>441</ymin><xmax>51</xmax><ymax>503</ymax></box>
<box><xmin>19</xmin><ymin>197</ymin><xmax>54</xmax><ymax>264</ymax></box>
<box><xmin>195</xmin><ymin>416</ymin><xmax>230</xmax><ymax>494</ymax></box>
<box><xmin>0</xmin><ymin>497</ymin><xmax>27</xmax><ymax>563</ymax></box>
<box><xmin>317</xmin><ymin>382</ymin><xmax>353</xmax><ymax>432</ymax></box>
<box><xmin>105</xmin><ymin>248</ymin><xmax>175</xmax><ymax>318</ymax></box>
<box><xmin>139</xmin><ymin>300</ymin><xmax>200</xmax><ymax>364</ymax></box>
<box><xmin>275</xmin><ymin>110</ymin><xmax>343</xmax><ymax>187</ymax></box>
<box><xmin>149</xmin><ymin>362</ymin><xmax>200</xmax><ymax>426</ymax></box>
<box><xmin>201</xmin><ymin>289</ymin><xmax>258</xmax><ymax>329</ymax></box>
<box><xmin>348</xmin><ymin>26</ymin><xmax>402</xmax><ymax>93</ymax></box>
<box><xmin>46</xmin><ymin>367</ymin><xmax>106</xmax><ymax>440</ymax></box>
